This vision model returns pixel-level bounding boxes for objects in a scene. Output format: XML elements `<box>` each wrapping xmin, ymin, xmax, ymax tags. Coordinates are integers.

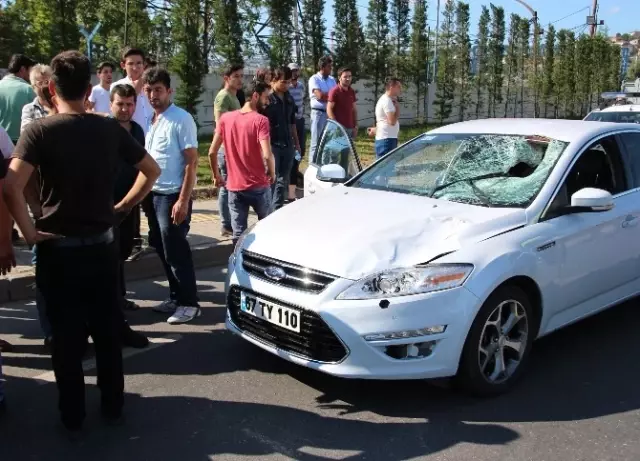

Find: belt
<box><xmin>311</xmin><ymin>108</ymin><xmax>326</xmax><ymax>112</ymax></box>
<box><xmin>46</xmin><ymin>228</ymin><xmax>114</xmax><ymax>248</ymax></box>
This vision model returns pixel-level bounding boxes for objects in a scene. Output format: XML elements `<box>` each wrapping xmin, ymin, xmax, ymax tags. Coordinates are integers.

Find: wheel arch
<box><xmin>493</xmin><ymin>275</ymin><xmax>543</xmax><ymax>338</ymax></box>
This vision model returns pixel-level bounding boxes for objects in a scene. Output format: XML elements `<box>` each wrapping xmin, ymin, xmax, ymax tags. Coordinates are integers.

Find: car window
<box><xmin>584</xmin><ymin>111</ymin><xmax>640</xmax><ymax>123</ymax></box>
<box><xmin>546</xmin><ymin>135</ymin><xmax>628</xmax><ymax>218</ymax></box>
<box><xmin>619</xmin><ymin>132</ymin><xmax>640</xmax><ymax>187</ymax></box>
<box><xmin>314</xmin><ymin>121</ymin><xmax>359</xmax><ymax>178</ymax></box>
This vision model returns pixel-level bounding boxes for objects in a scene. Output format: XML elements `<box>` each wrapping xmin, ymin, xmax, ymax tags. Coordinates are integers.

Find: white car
<box><xmin>225</xmin><ymin>118</ymin><xmax>640</xmax><ymax>396</ymax></box>
<box><xmin>584</xmin><ymin>104</ymin><xmax>640</xmax><ymax>123</ymax></box>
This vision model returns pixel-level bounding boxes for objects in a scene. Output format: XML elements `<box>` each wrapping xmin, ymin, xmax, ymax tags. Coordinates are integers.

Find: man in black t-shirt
<box><xmin>1</xmin><ymin>51</ymin><xmax>160</xmax><ymax>431</ymax></box>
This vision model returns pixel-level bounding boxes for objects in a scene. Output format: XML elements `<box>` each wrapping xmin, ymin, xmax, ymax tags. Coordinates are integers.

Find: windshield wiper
<box><xmin>430</xmin><ymin>171</ymin><xmax>508</xmax><ymax>197</ymax></box>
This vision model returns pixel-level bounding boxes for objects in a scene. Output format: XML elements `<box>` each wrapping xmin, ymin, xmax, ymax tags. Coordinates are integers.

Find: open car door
<box><xmin>304</xmin><ymin>120</ymin><xmax>363</xmax><ymax>197</ymax></box>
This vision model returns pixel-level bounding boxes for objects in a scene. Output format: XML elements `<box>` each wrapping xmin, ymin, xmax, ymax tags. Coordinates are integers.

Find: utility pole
<box><xmin>79</xmin><ymin>22</ymin><xmax>102</xmax><ymax>65</ymax></box>
<box><xmin>589</xmin><ymin>0</ymin><xmax>598</xmax><ymax>37</ymax></box>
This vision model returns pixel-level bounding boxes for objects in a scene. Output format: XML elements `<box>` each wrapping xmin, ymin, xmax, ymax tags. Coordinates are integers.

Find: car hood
<box><xmin>243</xmin><ymin>187</ymin><xmax>527</xmax><ymax>280</ymax></box>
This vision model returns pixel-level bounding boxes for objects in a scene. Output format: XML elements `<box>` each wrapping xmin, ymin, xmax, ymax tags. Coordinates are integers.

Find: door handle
<box><xmin>622</xmin><ymin>215</ymin><xmax>638</xmax><ymax>229</ymax></box>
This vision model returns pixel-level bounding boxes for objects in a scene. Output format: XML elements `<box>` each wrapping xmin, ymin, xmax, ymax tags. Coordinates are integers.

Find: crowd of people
<box><xmin>0</xmin><ymin>47</ymin><xmax>404</xmax><ymax>432</ymax></box>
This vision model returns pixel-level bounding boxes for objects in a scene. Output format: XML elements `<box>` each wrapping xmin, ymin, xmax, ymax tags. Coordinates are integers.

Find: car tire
<box><xmin>454</xmin><ymin>285</ymin><xmax>536</xmax><ymax>397</ymax></box>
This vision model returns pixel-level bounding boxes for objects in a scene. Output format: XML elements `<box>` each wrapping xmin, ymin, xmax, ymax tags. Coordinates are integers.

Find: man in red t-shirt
<box><xmin>208</xmin><ymin>81</ymin><xmax>276</xmax><ymax>244</ymax></box>
<box><xmin>327</xmin><ymin>67</ymin><xmax>358</xmax><ymax>138</ymax></box>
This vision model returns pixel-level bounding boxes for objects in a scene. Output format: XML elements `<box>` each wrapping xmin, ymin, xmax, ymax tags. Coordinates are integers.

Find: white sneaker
<box><xmin>153</xmin><ymin>299</ymin><xmax>178</xmax><ymax>314</ymax></box>
<box><xmin>167</xmin><ymin>306</ymin><xmax>202</xmax><ymax>324</ymax></box>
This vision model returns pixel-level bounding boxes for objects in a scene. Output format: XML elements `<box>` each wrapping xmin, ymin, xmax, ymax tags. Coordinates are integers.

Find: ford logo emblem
<box><xmin>264</xmin><ymin>265</ymin><xmax>286</xmax><ymax>281</ymax></box>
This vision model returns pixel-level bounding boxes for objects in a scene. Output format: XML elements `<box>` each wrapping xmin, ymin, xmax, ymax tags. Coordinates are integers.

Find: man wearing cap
<box><xmin>288</xmin><ymin>63</ymin><xmax>305</xmax><ymax>200</ymax></box>
<box><xmin>308</xmin><ymin>56</ymin><xmax>336</xmax><ymax>166</ymax></box>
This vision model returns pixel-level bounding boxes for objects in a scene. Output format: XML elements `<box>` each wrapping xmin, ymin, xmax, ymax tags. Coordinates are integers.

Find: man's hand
<box><xmin>367</xmin><ymin>127</ymin><xmax>376</xmax><ymax>137</ymax></box>
<box><xmin>352</xmin><ymin>127</ymin><xmax>358</xmax><ymax>138</ymax></box>
<box><xmin>214</xmin><ymin>171</ymin><xmax>226</xmax><ymax>188</ymax></box>
<box><xmin>23</xmin><ymin>231</ymin><xmax>60</xmax><ymax>247</ymax></box>
<box><xmin>0</xmin><ymin>241</ymin><xmax>16</xmax><ymax>276</ymax></box>
<box><xmin>269</xmin><ymin>170</ymin><xmax>276</xmax><ymax>184</ymax></box>
<box><xmin>171</xmin><ymin>199</ymin><xmax>189</xmax><ymax>225</ymax></box>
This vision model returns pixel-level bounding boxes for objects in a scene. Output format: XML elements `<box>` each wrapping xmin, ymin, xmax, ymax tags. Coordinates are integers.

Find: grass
<box><xmin>196</xmin><ymin>124</ymin><xmax>437</xmax><ymax>186</ymax></box>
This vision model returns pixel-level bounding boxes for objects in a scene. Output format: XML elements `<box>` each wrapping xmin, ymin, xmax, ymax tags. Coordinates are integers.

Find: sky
<box><xmin>323</xmin><ymin>0</ymin><xmax>639</xmax><ymax>38</ymax></box>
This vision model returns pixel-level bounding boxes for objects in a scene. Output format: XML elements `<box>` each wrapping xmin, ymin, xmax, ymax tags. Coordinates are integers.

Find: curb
<box><xmin>0</xmin><ymin>242</ymin><xmax>233</xmax><ymax>304</ymax></box>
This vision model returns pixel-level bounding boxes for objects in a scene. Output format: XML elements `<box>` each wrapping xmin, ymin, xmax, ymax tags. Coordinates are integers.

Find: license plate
<box><xmin>240</xmin><ymin>292</ymin><xmax>301</xmax><ymax>333</ymax></box>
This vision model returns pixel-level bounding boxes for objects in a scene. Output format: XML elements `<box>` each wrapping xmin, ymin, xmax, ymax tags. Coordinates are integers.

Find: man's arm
<box><xmin>352</xmin><ymin>98</ymin><xmax>358</xmax><ymax>137</ymax></box>
<box><xmin>208</xmin><ymin>132</ymin><xmax>225</xmax><ymax>186</ymax></box>
<box><xmin>20</xmin><ymin>105</ymin><xmax>35</xmax><ymax>133</ymax></box>
<box><xmin>3</xmin><ymin>159</ymin><xmax>40</xmax><ymax>244</ymax></box>
<box><xmin>260</xmin><ymin>139</ymin><xmax>276</xmax><ymax>184</ymax></box>
<box><xmin>0</xmin><ymin>176</ymin><xmax>15</xmax><ymax>275</ymax></box>
<box><xmin>115</xmin><ymin>153</ymin><xmax>161</xmax><ymax>214</ymax></box>
<box><xmin>171</xmin><ymin>115</ymin><xmax>199</xmax><ymax>225</ymax></box>
<box><xmin>386</xmin><ymin>99</ymin><xmax>399</xmax><ymax>126</ymax></box>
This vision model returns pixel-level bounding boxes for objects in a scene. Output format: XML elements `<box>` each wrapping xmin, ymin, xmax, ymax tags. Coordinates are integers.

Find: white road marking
<box><xmin>33</xmin><ymin>334</ymin><xmax>182</xmax><ymax>385</ymax></box>
<box><xmin>241</xmin><ymin>428</ymin><xmax>298</xmax><ymax>460</ymax></box>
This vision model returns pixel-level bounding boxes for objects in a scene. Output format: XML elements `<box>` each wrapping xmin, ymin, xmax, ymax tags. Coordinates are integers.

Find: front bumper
<box><xmin>225</xmin><ymin>254</ymin><xmax>483</xmax><ymax>380</ymax></box>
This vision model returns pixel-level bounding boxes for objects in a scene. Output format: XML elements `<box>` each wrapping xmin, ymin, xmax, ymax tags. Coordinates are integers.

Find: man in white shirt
<box><xmin>111</xmin><ymin>47</ymin><xmax>152</xmax><ymax>135</ymax></box>
<box><xmin>369</xmin><ymin>78</ymin><xmax>402</xmax><ymax>159</ymax></box>
<box><xmin>308</xmin><ymin>56</ymin><xmax>336</xmax><ymax>164</ymax></box>
<box><xmin>88</xmin><ymin>62</ymin><xmax>114</xmax><ymax>114</ymax></box>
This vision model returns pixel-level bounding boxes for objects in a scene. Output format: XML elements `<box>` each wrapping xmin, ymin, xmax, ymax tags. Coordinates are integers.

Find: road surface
<box><xmin>1</xmin><ymin>267</ymin><xmax>639</xmax><ymax>460</ymax></box>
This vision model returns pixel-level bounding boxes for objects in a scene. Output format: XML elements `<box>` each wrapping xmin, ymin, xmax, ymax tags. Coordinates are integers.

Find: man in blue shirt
<box><xmin>142</xmin><ymin>67</ymin><xmax>201</xmax><ymax>324</ymax></box>
<box><xmin>308</xmin><ymin>56</ymin><xmax>336</xmax><ymax>164</ymax></box>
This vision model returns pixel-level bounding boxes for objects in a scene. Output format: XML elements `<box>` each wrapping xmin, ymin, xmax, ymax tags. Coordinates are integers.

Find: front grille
<box><xmin>227</xmin><ymin>285</ymin><xmax>348</xmax><ymax>363</ymax></box>
<box><xmin>241</xmin><ymin>251</ymin><xmax>336</xmax><ymax>293</ymax></box>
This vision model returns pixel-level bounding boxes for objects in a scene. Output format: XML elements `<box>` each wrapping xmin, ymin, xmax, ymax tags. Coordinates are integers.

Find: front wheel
<box><xmin>455</xmin><ymin>285</ymin><xmax>536</xmax><ymax>397</ymax></box>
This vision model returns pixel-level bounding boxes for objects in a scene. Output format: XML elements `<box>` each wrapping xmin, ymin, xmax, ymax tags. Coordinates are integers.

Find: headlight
<box><xmin>336</xmin><ymin>264</ymin><xmax>474</xmax><ymax>300</ymax></box>
<box><xmin>231</xmin><ymin>223</ymin><xmax>257</xmax><ymax>264</ymax></box>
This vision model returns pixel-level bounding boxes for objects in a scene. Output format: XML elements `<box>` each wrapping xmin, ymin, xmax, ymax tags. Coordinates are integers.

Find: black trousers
<box><xmin>116</xmin><ymin>206</ymin><xmax>138</xmax><ymax>299</ymax></box>
<box><xmin>36</xmin><ymin>238</ymin><xmax>124</xmax><ymax>427</ymax></box>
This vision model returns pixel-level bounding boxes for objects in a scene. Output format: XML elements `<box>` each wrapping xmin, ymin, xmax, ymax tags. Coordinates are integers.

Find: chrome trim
<box><xmin>226</xmin><ymin>286</ymin><xmax>351</xmax><ymax>365</ymax></box>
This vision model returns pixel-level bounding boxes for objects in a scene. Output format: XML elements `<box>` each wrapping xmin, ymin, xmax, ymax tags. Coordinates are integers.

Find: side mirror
<box><xmin>570</xmin><ymin>187</ymin><xmax>614</xmax><ymax>212</ymax></box>
<box><xmin>317</xmin><ymin>164</ymin><xmax>347</xmax><ymax>183</ymax></box>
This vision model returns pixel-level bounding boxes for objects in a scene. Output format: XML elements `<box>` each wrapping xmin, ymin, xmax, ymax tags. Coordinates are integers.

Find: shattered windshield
<box><xmin>349</xmin><ymin>133</ymin><xmax>568</xmax><ymax>207</ymax></box>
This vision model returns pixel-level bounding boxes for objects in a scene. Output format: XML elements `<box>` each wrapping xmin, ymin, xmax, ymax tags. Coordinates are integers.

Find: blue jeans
<box><xmin>144</xmin><ymin>192</ymin><xmax>199</xmax><ymax>306</ymax></box>
<box><xmin>272</xmin><ymin>146</ymin><xmax>295</xmax><ymax>210</ymax></box>
<box><xmin>295</xmin><ymin>117</ymin><xmax>306</xmax><ymax>159</ymax></box>
<box><xmin>217</xmin><ymin>150</ymin><xmax>232</xmax><ymax>232</ymax></box>
<box><xmin>228</xmin><ymin>187</ymin><xmax>272</xmax><ymax>243</ymax></box>
<box><xmin>309</xmin><ymin>109</ymin><xmax>328</xmax><ymax>164</ymax></box>
<box><xmin>375</xmin><ymin>138</ymin><xmax>398</xmax><ymax>159</ymax></box>
<box><xmin>32</xmin><ymin>245</ymin><xmax>52</xmax><ymax>337</ymax></box>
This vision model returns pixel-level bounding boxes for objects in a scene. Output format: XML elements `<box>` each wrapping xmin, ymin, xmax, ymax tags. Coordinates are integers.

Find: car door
<box><xmin>304</xmin><ymin>120</ymin><xmax>362</xmax><ymax>197</ymax></box>
<box><xmin>537</xmin><ymin>134</ymin><xmax>640</xmax><ymax>330</ymax></box>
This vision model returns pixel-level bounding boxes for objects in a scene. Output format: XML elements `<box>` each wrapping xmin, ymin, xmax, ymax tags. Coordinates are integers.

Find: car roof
<box><xmin>597</xmin><ymin>104</ymin><xmax>640</xmax><ymax>113</ymax></box>
<box><xmin>428</xmin><ymin>118</ymin><xmax>640</xmax><ymax>143</ymax></box>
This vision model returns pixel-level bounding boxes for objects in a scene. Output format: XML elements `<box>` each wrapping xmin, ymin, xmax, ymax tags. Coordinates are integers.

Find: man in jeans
<box><xmin>208</xmin><ymin>81</ymin><xmax>276</xmax><ymax>245</ymax></box>
<box><xmin>288</xmin><ymin>62</ymin><xmax>305</xmax><ymax>201</ymax></box>
<box><xmin>213</xmin><ymin>64</ymin><xmax>244</xmax><ymax>237</ymax></box>
<box><xmin>263</xmin><ymin>66</ymin><xmax>301</xmax><ymax>210</ymax></box>
<box><xmin>143</xmin><ymin>67</ymin><xmax>201</xmax><ymax>324</ymax></box>
<box><xmin>370</xmin><ymin>77</ymin><xmax>402</xmax><ymax>159</ymax></box>
<box><xmin>308</xmin><ymin>56</ymin><xmax>336</xmax><ymax>165</ymax></box>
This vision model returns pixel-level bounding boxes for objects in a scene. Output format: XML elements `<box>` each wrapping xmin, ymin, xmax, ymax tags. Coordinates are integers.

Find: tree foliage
<box><xmin>388</xmin><ymin>0</ymin><xmax>411</xmax><ymax>78</ymax></box>
<box><xmin>333</xmin><ymin>0</ymin><xmax>365</xmax><ymax>80</ymax></box>
<box><xmin>302</xmin><ymin>0</ymin><xmax>325</xmax><ymax>72</ymax></box>
<box><xmin>364</xmin><ymin>0</ymin><xmax>390</xmax><ymax>104</ymax></box>
<box><xmin>212</xmin><ymin>0</ymin><xmax>244</xmax><ymax>65</ymax></box>
<box><xmin>268</xmin><ymin>0</ymin><xmax>295</xmax><ymax>67</ymax></box>
<box><xmin>473</xmin><ymin>6</ymin><xmax>491</xmax><ymax>119</ymax></box>
<box><xmin>433</xmin><ymin>0</ymin><xmax>455</xmax><ymax>124</ymax></box>
<box><xmin>408</xmin><ymin>0</ymin><xmax>429</xmax><ymax>119</ymax></box>
<box><xmin>454</xmin><ymin>2</ymin><xmax>472</xmax><ymax>122</ymax></box>
<box><xmin>486</xmin><ymin>4</ymin><xmax>505</xmax><ymax>117</ymax></box>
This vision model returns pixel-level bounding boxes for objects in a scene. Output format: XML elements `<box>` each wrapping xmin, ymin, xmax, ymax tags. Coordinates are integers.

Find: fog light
<box><xmin>384</xmin><ymin>341</ymin><xmax>436</xmax><ymax>360</ymax></box>
<box><xmin>363</xmin><ymin>325</ymin><xmax>446</xmax><ymax>342</ymax></box>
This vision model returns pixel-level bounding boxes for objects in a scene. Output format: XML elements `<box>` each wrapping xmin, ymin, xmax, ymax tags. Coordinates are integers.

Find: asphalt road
<box><xmin>1</xmin><ymin>266</ymin><xmax>640</xmax><ymax>461</ymax></box>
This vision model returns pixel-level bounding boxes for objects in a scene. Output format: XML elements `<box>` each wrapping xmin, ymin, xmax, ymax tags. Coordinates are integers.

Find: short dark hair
<box><xmin>244</xmin><ymin>81</ymin><xmax>270</xmax><ymax>101</ymax></box>
<box><xmin>223</xmin><ymin>64</ymin><xmax>244</xmax><ymax>78</ymax></box>
<box><xmin>337</xmin><ymin>67</ymin><xmax>352</xmax><ymax>77</ymax></box>
<box><xmin>254</xmin><ymin>67</ymin><xmax>270</xmax><ymax>82</ymax></box>
<box><xmin>385</xmin><ymin>77</ymin><xmax>402</xmax><ymax>89</ymax></box>
<box><xmin>97</xmin><ymin>61</ymin><xmax>115</xmax><ymax>73</ymax></box>
<box><xmin>110</xmin><ymin>83</ymin><xmax>137</xmax><ymax>103</ymax></box>
<box><xmin>318</xmin><ymin>55</ymin><xmax>332</xmax><ymax>70</ymax></box>
<box><xmin>142</xmin><ymin>66</ymin><xmax>171</xmax><ymax>89</ymax></box>
<box><xmin>121</xmin><ymin>47</ymin><xmax>145</xmax><ymax>63</ymax></box>
<box><xmin>145</xmin><ymin>59</ymin><xmax>157</xmax><ymax>69</ymax></box>
<box><xmin>8</xmin><ymin>54</ymin><xmax>36</xmax><ymax>74</ymax></box>
<box><xmin>50</xmin><ymin>50</ymin><xmax>91</xmax><ymax>101</ymax></box>
<box><xmin>272</xmin><ymin>66</ymin><xmax>292</xmax><ymax>82</ymax></box>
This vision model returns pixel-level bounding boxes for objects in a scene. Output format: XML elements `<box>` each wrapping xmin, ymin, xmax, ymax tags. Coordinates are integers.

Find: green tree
<box><xmin>0</xmin><ymin>4</ymin><xmax>26</xmax><ymax>65</ymax></box>
<box><xmin>169</xmin><ymin>0</ymin><xmax>205</xmax><ymax>121</ymax></box>
<box><xmin>433</xmin><ymin>0</ymin><xmax>455</xmax><ymax>124</ymax></box>
<box><xmin>542</xmin><ymin>26</ymin><xmax>555</xmax><ymax>117</ymax></box>
<box><xmin>408</xmin><ymin>0</ymin><xmax>429</xmax><ymax>119</ymax></box>
<box><xmin>486</xmin><ymin>4</ymin><xmax>505</xmax><ymax>117</ymax></box>
<box><xmin>454</xmin><ymin>1</ymin><xmax>472</xmax><ymax>122</ymax></box>
<box><xmin>364</xmin><ymin>0</ymin><xmax>391</xmax><ymax>104</ymax></box>
<box><xmin>531</xmin><ymin>21</ymin><xmax>543</xmax><ymax>117</ymax></box>
<box><xmin>608</xmin><ymin>44</ymin><xmax>622</xmax><ymax>91</ymax></box>
<box><xmin>516</xmin><ymin>17</ymin><xmax>530</xmax><ymax>117</ymax></box>
<box><xmin>212</xmin><ymin>0</ymin><xmax>244</xmax><ymax>64</ymax></box>
<box><xmin>268</xmin><ymin>0</ymin><xmax>296</xmax><ymax>67</ymax></box>
<box><xmin>473</xmin><ymin>6</ymin><xmax>490</xmax><ymax>118</ymax></box>
<box><xmin>591</xmin><ymin>35</ymin><xmax>610</xmax><ymax>104</ymax></box>
<box><xmin>627</xmin><ymin>59</ymin><xmax>640</xmax><ymax>80</ymax></box>
<box><xmin>503</xmin><ymin>14</ymin><xmax>520</xmax><ymax>117</ymax></box>
<box><xmin>302</xmin><ymin>0</ymin><xmax>326</xmax><ymax>72</ymax></box>
<box><xmin>574</xmin><ymin>34</ymin><xmax>593</xmax><ymax>116</ymax></box>
<box><xmin>333</xmin><ymin>0</ymin><xmax>365</xmax><ymax>79</ymax></box>
<box><xmin>552</xmin><ymin>29</ymin><xmax>576</xmax><ymax>117</ymax></box>
<box><xmin>389</xmin><ymin>0</ymin><xmax>411</xmax><ymax>78</ymax></box>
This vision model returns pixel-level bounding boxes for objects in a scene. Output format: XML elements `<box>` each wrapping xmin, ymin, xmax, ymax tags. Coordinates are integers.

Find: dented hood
<box><xmin>244</xmin><ymin>186</ymin><xmax>527</xmax><ymax>280</ymax></box>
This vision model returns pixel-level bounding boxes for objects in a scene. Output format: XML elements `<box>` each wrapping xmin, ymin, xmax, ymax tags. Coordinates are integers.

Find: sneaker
<box><xmin>220</xmin><ymin>227</ymin><xmax>233</xmax><ymax>238</ymax></box>
<box><xmin>167</xmin><ymin>306</ymin><xmax>201</xmax><ymax>324</ymax></box>
<box><xmin>152</xmin><ymin>299</ymin><xmax>178</xmax><ymax>314</ymax></box>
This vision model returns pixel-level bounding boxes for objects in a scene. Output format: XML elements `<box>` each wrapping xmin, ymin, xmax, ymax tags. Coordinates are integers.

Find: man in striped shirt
<box><xmin>288</xmin><ymin>63</ymin><xmax>305</xmax><ymax>200</ymax></box>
